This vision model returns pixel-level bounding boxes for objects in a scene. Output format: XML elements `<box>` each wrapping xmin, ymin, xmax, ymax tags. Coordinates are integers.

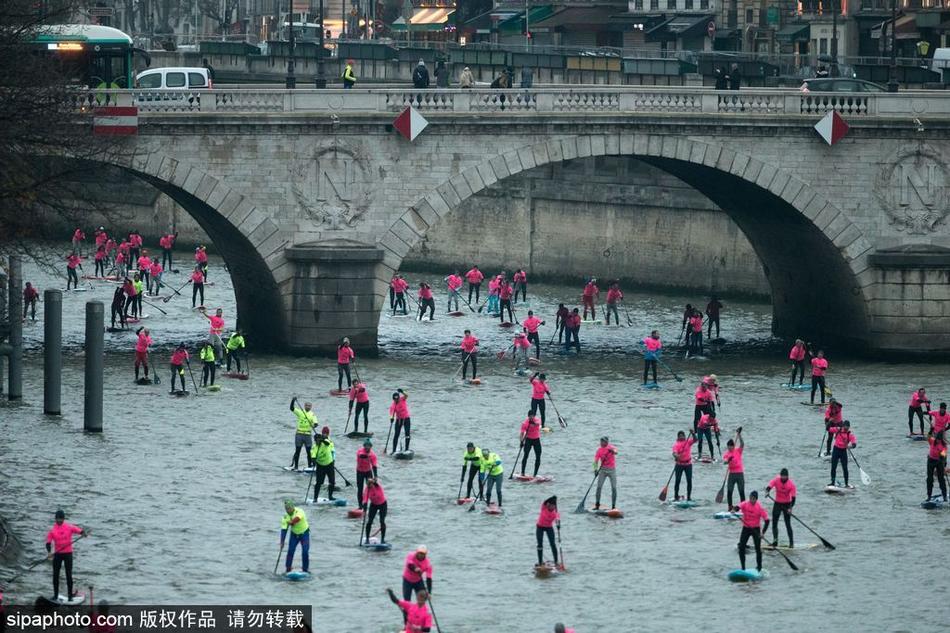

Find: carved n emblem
<box><xmin>875</xmin><ymin>148</ymin><xmax>949</xmax><ymax>234</ymax></box>
<box><xmin>292</xmin><ymin>143</ymin><xmax>372</xmax><ymax>230</ymax></box>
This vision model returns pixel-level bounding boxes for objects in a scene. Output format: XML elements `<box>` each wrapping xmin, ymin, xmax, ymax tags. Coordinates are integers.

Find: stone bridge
<box><xmin>96</xmin><ymin>86</ymin><xmax>950</xmax><ymax>356</ymax></box>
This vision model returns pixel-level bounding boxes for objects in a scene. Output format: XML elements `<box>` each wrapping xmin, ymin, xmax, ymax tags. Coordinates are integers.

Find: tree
<box><xmin>197</xmin><ymin>0</ymin><xmax>242</xmax><ymax>36</ymax></box>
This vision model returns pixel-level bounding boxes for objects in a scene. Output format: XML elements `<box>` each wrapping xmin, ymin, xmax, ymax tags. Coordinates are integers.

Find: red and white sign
<box><xmin>814</xmin><ymin>111</ymin><xmax>849</xmax><ymax>146</ymax></box>
<box><xmin>93</xmin><ymin>106</ymin><xmax>138</xmax><ymax>136</ymax></box>
<box><xmin>393</xmin><ymin>105</ymin><xmax>428</xmax><ymax>142</ymax></box>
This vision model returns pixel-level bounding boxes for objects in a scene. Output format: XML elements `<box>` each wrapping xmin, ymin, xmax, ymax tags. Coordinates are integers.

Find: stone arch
<box><xmin>105</xmin><ymin>151</ymin><xmax>290</xmax><ymax>348</ymax></box>
<box><xmin>380</xmin><ymin>133</ymin><xmax>876</xmax><ymax>348</ymax></box>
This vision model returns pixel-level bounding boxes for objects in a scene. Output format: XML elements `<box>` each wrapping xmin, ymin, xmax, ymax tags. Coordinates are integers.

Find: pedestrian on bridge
<box><xmin>412</xmin><ymin>60</ymin><xmax>429</xmax><ymax>89</ymax></box>
<box><xmin>342</xmin><ymin>59</ymin><xmax>356</xmax><ymax>89</ymax></box>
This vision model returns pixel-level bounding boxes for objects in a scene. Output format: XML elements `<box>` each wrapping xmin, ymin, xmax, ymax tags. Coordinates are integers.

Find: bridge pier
<box><xmin>285</xmin><ymin>240</ymin><xmax>385</xmax><ymax>356</ymax></box>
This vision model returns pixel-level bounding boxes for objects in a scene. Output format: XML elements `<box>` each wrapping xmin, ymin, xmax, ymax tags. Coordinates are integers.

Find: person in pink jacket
<box><xmin>362</xmin><ymin>478</ymin><xmax>388</xmax><ymax>544</ymax></box>
<box><xmin>444</xmin><ymin>272</ymin><xmax>463</xmax><ymax>312</ymax></box>
<box><xmin>387</xmin><ymin>587</ymin><xmax>432</xmax><ymax>633</ymax></box>
<box><xmin>169</xmin><ymin>343</ymin><xmax>190</xmax><ymax>394</ymax></box>
<box><xmin>788</xmin><ymin>339</ymin><xmax>807</xmax><ymax>386</ymax></box>
<box><xmin>348</xmin><ymin>380</ymin><xmax>370</xmax><ymax>433</ymax></box>
<box><xmin>46</xmin><ymin>509</ymin><xmax>86</xmax><ymax>601</ymax></box>
<box><xmin>460</xmin><ymin>330</ymin><xmax>479</xmax><ymax>380</ymax></box>
<box><xmin>389</xmin><ymin>390</ymin><xmax>411</xmax><ymax>453</ymax></box>
<box><xmin>908</xmin><ymin>388</ymin><xmax>931</xmax><ymax>436</ymax></box>
<box><xmin>417</xmin><ymin>283</ymin><xmax>435</xmax><ymax>321</ymax></box>
<box><xmin>401</xmin><ymin>546</ymin><xmax>433</xmax><ymax>600</ymax></box>
<box><xmin>520</xmin><ymin>413</ymin><xmax>543</xmax><ymax>477</ymax></box>
<box><xmin>535</xmin><ymin>496</ymin><xmax>560</xmax><ymax>567</ymax></box>
<box><xmin>828</xmin><ymin>421</ymin><xmax>857</xmax><ymax>488</ymax></box>
<box><xmin>513</xmin><ymin>269</ymin><xmax>528</xmax><ymax>303</ymax></box>
<box><xmin>134</xmin><ymin>327</ymin><xmax>152</xmax><ymax>382</ymax></box>
<box><xmin>810</xmin><ymin>350</ymin><xmax>829</xmax><ymax>404</ymax></box>
<box><xmin>737</xmin><ymin>490</ymin><xmax>768</xmax><ymax>572</ymax></box>
<box><xmin>356</xmin><ymin>439</ymin><xmax>379</xmax><ymax>509</ymax></box>
<box><xmin>672</xmin><ymin>431</ymin><xmax>695</xmax><ymax>501</ymax></box>
<box><xmin>390</xmin><ymin>275</ymin><xmax>409</xmax><ymax>315</ymax></box>
<box><xmin>337</xmin><ymin>337</ymin><xmax>355</xmax><ymax>391</ymax></box>
<box><xmin>765</xmin><ymin>468</ymin><xmax>797</xmax><ymax>547</ymax></box>
<box><xmin>522</xmin><ymin>311</ymin><xmax>545</xmax><ymax>360</ymax></box>
<box><xmin>594</xmin><ymin>437</ymin><xmax>618</xmax><ymax>509</ymax></box>
<box><xmin>66</xmin><ymin>252</ymin><xmax>83</xmax><ymax>290</ymax></box>
<box><xmin>529</xmin><ymin>373</ymin><xmax>549</xmax><ymax>427</ymax></box>
<box><xmin>927</xmin><ymin>401</ymin><xmax>950</xmax><ymax>435</ymax></box>
<box><xmin>465</xmin><ymin>266</ymin><xmax>484</xmax><ymax>304</ymax></box>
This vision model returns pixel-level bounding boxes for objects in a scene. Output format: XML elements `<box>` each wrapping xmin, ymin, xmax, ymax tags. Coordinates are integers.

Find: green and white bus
<box><xmin>30</xmin><ymin>24</ymin><xmax>138</xmax><ymax>89</ymax></box>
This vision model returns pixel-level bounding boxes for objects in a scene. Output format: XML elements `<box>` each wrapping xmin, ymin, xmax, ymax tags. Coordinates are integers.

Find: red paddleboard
<box><xmin>527</xmin><ymin>357</ymin><xmax>541</xmax><ymax>366</ymax></box>
<box><xmin>456</xmin><ymin>497</ymin><xmax>476</xmax><ymax>505</ymax></box>
<box><xmin>329</xmin><ymin>389</ymin><xmax>349</xmax><ymax>396</ymax></box>
<box><xmin>223</xmin><ymin>372</ymin><xmax>249</xmax><ymax>380</ymax></box>
<box><xmin>448</xmin><ymin>311</ymin><xmax>464</xmax><ymax>317</ymax></box>
<box><xmin>534</xmin><ymin>562</ymin><xmax>562</xmax><ymax>578</ymax></box>
<box><xmin>499</xmin><ymin>322</ymin><xmax>514</xmax><ymax>328</ymax></box>
<box><xmin>591</xmin><ymin>508</ymin><xmax>624</xmax><ymax>519</ymax></box>
<box><xmin>468</xmin><ymin>378</ymin><xmax>482</xmax><ymax>386</ymax></box>
<box><xmin>347</xmin><ymin>509</ymin><xmax>364</xmax><ymax>519</ymax></box>
<box><xmin>514</xmin><ymin>475</ymin><xmax>554</xmax><ymax>483</ymax></box>
<box><xmin>483</xmin><ymin>504</ymin><xmax>503</xmax><ymax>515</ymax></box>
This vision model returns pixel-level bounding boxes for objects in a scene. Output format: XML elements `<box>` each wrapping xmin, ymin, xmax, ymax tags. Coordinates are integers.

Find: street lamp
<box><xmin>830</xmin><ymin>0</ymin><xmax>838</xmax><ymax>65</ymax></box>
<box><xmin>887</xmin><ymin>0</ymin><xmax>898</xmax><ymax>92</ymax></box>
<box><xmin>315</xmin><ymin>0</ymin><xmax>327</xmax><ymax>88</ymax></box>
<box><xmin>286</xmin><ymin>1</ymin><xmax>296</xmax><ymax>88</ymax></box>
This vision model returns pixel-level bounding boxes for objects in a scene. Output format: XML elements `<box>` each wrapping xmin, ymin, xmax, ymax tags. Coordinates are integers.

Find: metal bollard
<box><xmin>44</xmin><ymin>289</ymin><xmax>62</xmax><ymax>415</ymax></box>
<box><xmin>83</xmin><ymin>301</ymin><xmax>104</xmax><ymax>432</ymax></box>
<box><xmin>7</xmin><ymin>256</ymin><xmax>22</xmax><ymax>400</ymax></box>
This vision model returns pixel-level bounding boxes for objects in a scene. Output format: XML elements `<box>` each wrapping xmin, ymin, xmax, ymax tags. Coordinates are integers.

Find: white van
<box><xmin>932</xmin><ymin>48</ymin><xmax>950</xmax><ymax>83</ymax></box>
<box><xmin>135</xmin><ymin>67</ymin><xmax>213</xmax><ymax>90</ymax></box>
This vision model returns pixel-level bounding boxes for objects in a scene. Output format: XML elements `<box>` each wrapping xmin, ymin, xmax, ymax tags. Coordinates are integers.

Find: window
<box><xmin>188</xmin><ymin>72</ymin><xmax>207</xmax><ymax>88</ymax></box>
<box><xmin>634</xmin><ymin>0</ymin><xmax>643</xmax><ymax>8</ymax></box>
<box><xmin>746</xmin><ymin>8</ymin><xmax>754</xmax><ymax>23</ymax></box>
<box><xmin>685</xmin><ymin>0</ymin><xmax>694</xmax><ymax>8</ymax></box>
<box><xmin>819</xmin><ymin>38</ymin><xmax>827</xmax><ymax>55</ymax></box>
<box><xmin>166</xmin><ymin>72</ymin><xmax>186</xmax><ymax>88</ymax></box>
<box><xmin>650</xmin><ymin>0</ymin><xmax>659</xmax><ymax>8</ymax></box>
<box><xmin>700</xmin><ymin>0</ymin><xmax>709</xmax><ymax>7</ymax></box>
<box><xmin>666</xmin><ymin>0</ymin><xmax>676</xmax><ymax>9</ymax></box>
<box><xmin>137</xmin><ymin>73</ymin><xmax>161</xmax><ymax>89</ymax></box>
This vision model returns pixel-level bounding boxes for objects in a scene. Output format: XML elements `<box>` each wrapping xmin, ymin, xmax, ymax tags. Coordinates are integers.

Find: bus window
<box><xmin>188</xmin><ymin>72</ymin><xmax>207</xmax><ymax>88</ymax></box>
<box><xmin>166</xmin><ymin>72</ymin><xmax>186</xmax><ymax>88</ymax></box>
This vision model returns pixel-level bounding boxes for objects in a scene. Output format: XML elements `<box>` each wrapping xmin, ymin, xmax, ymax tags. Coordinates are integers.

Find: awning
<box><xmin>646</xmin><ymin>14</ymin><xmax>713</xmax><ymax>42</ymax></box>
<box><xmin>391</xmin><ymin>7</ymin><xmax>456</xmax><ymax>31</ymax></box>
<box><xmin>871</xmin><ymin>14</ymin><xmax>918</xmax><ymax>40</ymax></box>
<box><xmin>714</xmin><ymin>28</ymin><xmax>738</xmax><ymax>40</ymax></box>
<box><xmin>776</xmin><ymin>23</ymin><xmax>810</xmax><ymax>41</ymax></box>
<box><xmin>532</xmin><ymin>7</ymin><xmax>621</xmax><ymax>29</ymax></box>
<box><xmin>497</xmin><ymin>6</ymin><xmax>557</xmax><ymax>33</ymax></box>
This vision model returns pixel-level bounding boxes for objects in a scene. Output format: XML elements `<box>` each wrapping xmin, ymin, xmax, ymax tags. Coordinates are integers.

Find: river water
<box><xmin>1</xmin><ymin>256</ymin><xmax>948</xmax><ymax>632</ymax></box>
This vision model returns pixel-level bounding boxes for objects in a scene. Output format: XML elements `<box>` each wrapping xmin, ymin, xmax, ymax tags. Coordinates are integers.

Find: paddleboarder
<box><xmin>462</xmin><ymin>443</ymin><xmax>483</xmax><ymax>499</ymax></box>
<box><xmin>110</xmin><ymin>286</ymin><xmax>127</xmax><ymax>329</ymax></box>
<box><xmin>389</xmin><ymin>390</ymin><xmax>411</xmax><ymax>453</ymax></box>
<box><xmin>194</xmin><ymin>245</ymin><xmax>209</xmax><ymax>281</ymax></box>
<box><xmin>828</xmin><ymin>421</ymin><xmax>857</xmax><ymax>488</ymax></box>
<box><xmin>94</xmin><ymin>245</ymin><xmax>107</xmax><ymax>277</ymax></box>
<box><xmin>824</xmin><ymin>399</ymin><xmax>843</xmax><ymax>455</ymax></box>
<box><xmin>71</xmin><ymin>227</ymin><xmax>85</xmax><ymax>254</ymax></box>
<box><xmin>46</xmin><ymin>510</ymin><xmax>86</xmax><ymax>602</ymax></box>
<box><xmin>386</xmin><ymin>588</ymin><xmax>432</xmax><ymax>633</ymax></box>
<box><xmin>512</xmin><ymin>332</ymin><xmax>531</xmax><ymax>370</ymax></box>
<box><xmin>604</xmin><ymin>281</ymin><xmax>623</xmax><ymax>325</ymax></box>
<box><xmin>310</xmin><ymin>426</ymin><xmax>337</xmax><ymax>501</ymax></box>
<box><xmin>289</xmin><ymin>397</ymin><xmax>316</xmax><ymax>471</ymax></box>
<box><xmin>444</xmin><ymin>272</ymin><xmax>463</xmax><ymax>312</ymax></box>
<box><xmin>200</xmin><ymin>307</ymin><xmax>226</xmax><ymax>361</ymax></box>
<box><xmin>148</xmin><ymin>260</ymin><xmax>163</xmax><ymax>296</ymax></box>
<box><xmin>460</xmin><ymin>330</ymin><xmax>479</xmax><ymax>380</ymax></box>
<box><xmin>134</xmin><ymin>327</ymin><xmax>152</xmax><ymax>382</ymax></box>
<box><xmin>788</xmin><ymin>339</ymin><xmax>807</xmax><ymax>386</ymax></box>
<box><xmin>927</xmin><ymin>402</ymin><xmax>949</xmax><ymax>435</ymax></box>
<box><xmin>535</xmin><ymin>496</ymin><xmax>560</xmax><ymax>567</ymax></box>
<box><xmin>465</xmin><ymin>266</ymin><xmax>484</xmax><ymax>304</ymax></box>
<box><xmin>417</xmin><ymin>283</ymin><xmax>435</xmax><ymax>321</ymax></box>
<box><xmin>169</xmin><ymin>343</ymin><xmax>189</xmax><ymax>394</ymax></box>
<box><xmin>810</xmin><ymin>350</ymin><xmax>829</xmax><ymax>405</ymax></box>
<box><xmin>722</xmin><ymin>428</ymin><xmax>745</xmax><ymax>511</ymax></box>
<box><xmin>737</xmin><ymin>490</ymin><xmax>767</xmax><ymax>572</ymax></box>
<box><xmin>705</xmin><ymin>296</ymin><xmax>723</xmax><ymax>339</ymax></box>
<box><xmin>348</xmin><ymin>380</ymin><xmax>370</xmax><ymax>433</ymax></box>
<box><xmin>362</xmin><ymin>478</ymin><xmax>388</xmax><ymax>544</ymax></box>
<box><xmin>672</xmin><ymin>430</ymin><xmax>695</xmax><ymax>501</ymax></box>
<box><xmin>554</xmin><ymin>304</ymin><xmax>569</xmax><ymax>344</ymax></box>
<box><xmin>159</xmin><ymin>231</ymin><xmax>177</xmax><ymax>270</ymax></box>
<box><xmin>513</xmin><ymin>268</ymin><xmax>527</xmax><ymax>303</ymax></box>
<box><xmin>401</xmin><ymin>546</ymin><xmax>434</xmax><ymax>601</ymax></box>
<box><xmin>594</xmin><ymin>437</ymin><xmax>618</xmax><ymax>510</ymax></box>
<box><xmin>23</xmin><ymin>282</ymin><xmax>39</xmax><ymax>321</ymax></box>
<box><xmin>486</xmin><ymin>275</ymin><xmax>501</xmax><ymax>315</ymax></box>
<box><xmin>480</xmin><ymin>448</ymin><xmax>504</xmax><ymax>507</ymax></box>
<box><xmin>642</xmin><ymin>331</ymin><xmax>662</xmax><ymax>385</ymax></box>
<box><xmin>581</xmin><ymin>278</ymin><xmax>599</xmax><ymax>320</ymax></box>
<box><xmin>391</xmin><ymin>274</ymin><xmax>409</xmax><ymax>315</ymax></box>
<box><xmin>520</xmin><ymin>413</ymin><xmax>543</xmax><ymax>477</ymax></box>
<box><xmin>128</xmin><ymin>230</ymin><xmax>142</xmax><ymax>262</ymax></box>
<box><xmin>65</xmin><ymin>252</ymin><xmax>82</xmax><ymax>290</ymax></box>
<box><xmin>131</xmin><ymin>273</ymin><xmax>144</xmax><ymax>318</ymax></box>
<box><xmin>687</xmin><ymin>309</ymin><xmax>704</xmax><ymax>357</ymax></box>
<box><xmin>908</xmin><ymin>388</ymin><xmax>931</xmax><ymax>436</ymax></box>
<box><xmin>765</xmin><ymin>468</ymin><xmax>796</xmax><ymax>548</ymax></box>
<box><xmin>693</xmin><ymin>381</ymin><xmax>715</xmax><ymax>433</ymax></box>
<box><xmin>529</xmin><ymin>373</ymin><xmax>550</xmax><ymax>428</ymax></box>
<box><xmin>356</xmin><ymin>439</ymin><xmax>379</xmax><ymax>510</ymax></box>
<box><xmin>696</xmin><ymin>409</ymin><xmax>719</xmax><ymax>462</ymax></box>
<box><xmin>199</xmin><ymin>340</ymin><xmax>216</xmax><ymax>387</ymax></box>
<box><xmin>225</xmin><ymin>330</ymin><xmax>246</xmax><ymax>374</ymax></box>
<box><xmin>279</xmin><ymin>500</ymin><xmax>309</xmax><ymax>574</ymax></box>
<box><xmin>337</xmin><ymin>338</ymin><xmax>355</xmax><ymax>391</ymax></box>
<box><xmin>499</xmin><ymin>278</ymin><xmax>515</xmax><ymax>323</ymax></box>
<box><xmin>926</xmin><ymin>430</ymin><xmax>948</xmax><ymax>502</ymax></box>
<box><xmin>565</xmin><ymin>308</ymin><xmax>581</xmax><ymax>353</ymax></box>
<box><xmin>522</xmin><ymin>311</ymin><xmax>544</xmax><ymax>360</ymax></box>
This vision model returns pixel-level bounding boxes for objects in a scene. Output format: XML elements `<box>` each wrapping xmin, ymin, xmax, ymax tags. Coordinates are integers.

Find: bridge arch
<box><xmin>381</xmin><ymin>133</ymin><xmax>876</xmax><ymax>348</ymax></box>
<box><xmin>107</xmin><ymin>151</ymin><xmax>290</xmax><ymax>348</ymax></box>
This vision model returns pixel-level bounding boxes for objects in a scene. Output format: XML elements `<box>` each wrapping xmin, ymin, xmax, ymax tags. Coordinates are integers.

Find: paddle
<box><xmin>384</xmin><ymin>418</ymin><xmax>394</xmax><ymax>455</ymax></box>
<box><xmin>714</xmin><ymin>428</ymin><xmax>722</xmax><ymax>460</ymax></box>
<box><xmin>657</xmin><ymin>357</ymin><xmax>683</xmax><ymax>382</ymax></box>
<box><xmin>496</xmin><ymin>344</ymin><xmax>514</xmax><ymax>361</ymax></box>
<box><xmin>303</xmin><ymin>461</ymin><xmax>317</xmax><ymax>503</ymax></box>
<box><xmin>185</xmin><ymin>359</ymin><xmax>201</xmax><ymax>395</ymax></box>
<box><xmin>334</xmin><ymin>466</ymin><xmax>352</xmax><ymax>487</ymax></box>
<box><xmin>547</xmin><ymin>394</ymin><xmax>568</xmax><ymax>428</ymax></box>
<box><xmin>509</xmin><ymin>442</ymin><xmax>524</xmax><ymax>480</ymax></box>
<box><xmin>141</xmin><ymin>297</ymin><xmax>168</xmax><ymax>316</ymax></box>
<box><xmin>146</xmin><ymin>350</ymin><xmax>160</xmax><ymax>385</ymax></box>
<box><xmin>714</xmin><ymin>465</ymin><xmax>729</xmax><ymax>505</ymax></box>
<box><xmin>457</xmin><ymin>464</ymin><xmax>467</xmax><ymax>500</ymax></box>
<box><xmin>162</xmin><ymin>280</ymin><xmax>189</xmax><ymax>303</ymax></box>
<box><xmin>422</xmin><ymin>573</ymin><xmax>442</xmax><ymax>633</ymax></box>
<box><xmin>476</xmin><ymin>297</ymin><xmax>488</xmax><ymax>313</ymax></box>
<box><xmin>273</xmin><ymin>541</ymin><xmax>285</xmax><ymax>575</ymax></box>
<box><xmin>658</xmin><ymin>466</ymin><xmax>676</xmax><ymax>502</ymax></box>
<box><xmin>556</xmin><ymin>520</ymin><xmax>565</xmax><ymax>570</ymax></box>
<box><xmin>453</xmin><ymin>352</ymin><xmax>472</xmax><ymax>381</ymax></box>
<box><xmin>575</xmin><ymin>470</ymin><xmax>600</xmax><ymax>513</ymax></box>
<box><xmin>468</xmin><ymin>471</ymin><xmax>486</xmax><ymax>512</ymax></box>
<box><xmin>621</xmin><ymin>302</ymin><xmax>634</xmax><ymax>327</ymax></box>
<box><xmin>358</xmin><ymin>496</ymin><xmax>369</xmax><ymax>545</ymax></box>
<box><xmin>767</xmin><ymin>493</ymin><xmax>835</xmax><ymax>550</ymax></box>
<box><xmin>816</xmin><ymin>428</ymin><xmax>827</xmax><ymax>458</ymax></box>
<box><xmin>848</xmin><ymin>448</ymin><xmax>871</xmax><ymax>485</ymax></box>
<box><xmin>343</xmin><ymin>402</ymin><xmax>354</xmax><ymax>435</ymax></box>
<box><xmin>770</xmin><ymin>545</ymin><xmax>800</xmax><ymax>571</ymax></box>
<box><xmin>458</xmin><ymin>293</ymin><xmax>476</xmax><ymax>313</ymax></box>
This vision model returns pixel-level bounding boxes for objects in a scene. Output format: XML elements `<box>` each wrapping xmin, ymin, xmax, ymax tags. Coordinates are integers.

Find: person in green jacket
<box><xmin>479</xmin><ymin>448</ymin><xmax>504</xmax><ymax>507</ymax></box>
<box><xmin>341</xmin><ymin>59</ymin><xmax>356</xmax><ymax>88</ymax></box>
<box><xmin>280</xmin><ymin>500</ymin><xmax>310</xmax><ymax>573</ymax></box>
<box><xmin>310</xmin><ymin>426</ymin><xmax>337</xmax><ymax>501</ymax></box>
<box><xmin>199</xmin><ymin>340</ymin><xmax>216</xmax><ymax>387</ymax></box>
<box><xmin>290</xmin><ymin>397</ymin><xmax>316</xmax><ymax>471</ymax></box>
<box><xmin>463</xmin><ymin>442</ymin><xmax>483</xmax><ymax>499</ymax></box>
<box><xmin>225</xmin><ymin>330</ymin><xmax>246</xmax><ymax>374</ymax></box>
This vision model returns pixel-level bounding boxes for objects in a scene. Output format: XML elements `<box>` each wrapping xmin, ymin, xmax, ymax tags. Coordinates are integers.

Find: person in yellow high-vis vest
<box><xmin>310</xmin><ymin>426</ymin><xmax>337</xmax><ymax>501</ymax></box>
<box><xmin>341</xmin><ymin>59</ymin><xmax>357</xmax><ymax>89</ymax></box>
<box><xmin>199</xmin><ymin>340</ymin><xmax>216</xmax><ymax>387</ymax></box>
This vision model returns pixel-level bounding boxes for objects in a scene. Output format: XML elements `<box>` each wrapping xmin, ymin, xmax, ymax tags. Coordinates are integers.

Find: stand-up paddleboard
<box><xmin>456</xmin><ymin>497</ymin><xmax>476</xmax><ymax>505</ymax></box>
<box><xmin>824</xmin><ymin>484</ymin><xmax>856</xmax><ymax>495</ymax></box>
<box><xmin>907</xmin><ymin>434</ymin><xmax>927</xmax><ymax>441</ymax></box>
<box><xmin>642</xmin><ymin>382</ymin><xmax>661</xmax><ymax>390</ymax></box>
<box><xmin>360</xmin><ymin>537</ymin><xmax>392</xmax><ymax>552</ymax></box>
<box><xmin>589</xmin><ymin>508</ymin><xmax>624</xmax><ymax>518</ymax></box>
<box><xmin>135</xmin><ymin>377</ymin><xmax>152</xmax><ymax>385</ymax></box>
<box><xmin>223</xmin><ymin>372</ymin><xmax>249</xmax><ymax>380</ymax></box>
<box><xmin>801</xmin><ymin>401</ymin><xmax>826</xmax><ymax>407</ymax></box>
<box><xmin>673</xmin><ymin>500</ymin><xmax>698</xmax><ymax>509</ymax></box>
<box><xmin>781</xmin><ymin>383</ymin><xmax>810</xmax><ymax>391</ymax></box>
<box><xmin>393</xmin><ymin>450</ymin><xmax>415</xmax><ymax>460</ymax></box>
<box><xmin>169</xmin><ymin>390</ymin><xmax>189</xmax><ymax>397</ymax></box>
<box><xmin>483</xmin><ymin>503</ymin><xmax>503</xmax><ymax>515</ymax></box>
<box><xmin>499</xmin><ymin>322</ymin><xmax>515</xmax><ymax>328</ymax></box>
<box><xmin>514</xmin><ymin>369</ymin><xmax>530</xmax><ymax>377</ymax></box>
<box><xmin>62</xmin><ymin>287</ymin><xmax>89</xmax><ymax>292</ymax></box>
<box><xmin>820</xmin><ymin>453</ymin><xmax>832</xmax><ymax>462</ymax></box>
<box><xmin>714</xmin><ymin>511</ymin><xmax>742</xmax><ymax>520</ymax></box>
<box><xmin>448</xmin><ymin>311</ymin><xmax>465</xmax><ymax>317</ymax></box>
<box><xmin>527</xmin><ymin>357</ymin><xmax>541</xmax><ymax>366</ymax></box>
<box><xmin>387</xmin><ymin>312</ymin><xmax>412</xmax><ymax>318</ymax></box>
<box><xmin>467</xmin><ymin>378</ymin><xmax>483</xmax><ymax>386</ymax></box>
<box><xmin>534</xmin><ymin>562</ymin><xmax>561</xmax><ymax>578</ymax></box>
<box><xmin>764</xmin><ymin>543</ymin><xmax>818</xmax><ymax>552</ymax></box>
<box><xmin>921</xmin><ymin>497</ymin><xmax>946</xmax><ymax>510</ymax></box>
<box><xmin>284</xmin><ymin>570</ymin><xmax>310</xmax><ymax>581</ymax></box>
<box><xmin>281</xmin><ymin>465</ymin><xmax>312</xmax><ymax>473</ymax></box>
<box><xmin>82</xmin><ymin>275</ymin><xmax>119</xmax><ymax>281</ymax></box>
<box><xmin>686</xmin><ymin>355</ymin><xmax>709</xmax><ymax>361</ymax></box>
<box><xmin>727</xmin><ymin>569</ymin><xmax>767</xmax><ymax>583</ymax></box>
<box><xmin>329</xmin><ymin>389</ymin><xmax>349</xmax><ymax>397</ymax></box>
<box><xmin>346</xmin><ymin>431</ymin><xmax>374</xmax><ymax>439</ymax></box>
<box><xmin>306</xmin><ymin>497</ymin><xmax>347</xmax><ymax>506</ymax></box>
<box><xmin>206</xmin><ymin>385</ymin><xmax>221</xmax><ymax>392</ymax></box>
<box><xmin>699</xmin><ymin>456</ymin><xmax>715</xmax><ymax>464</ymax></box>
<box><xmin>513</xmin><ymin>474</ymin><xmax>554</xmax><ymax>483</ymax></box>
<box><xmin>51</xmin><ymin>593</ymin><xmax>86</xmax><ymax>605</ymax></box>
<box><xmin>710</xmin><ymin>337</ymin><xmax>727</xmax><ymax>345</ymax></box>
<box><xmin>106</xmin><ymin>327</ymin><xmax>128</xmax><ymax>333</ymax></box>
<box><xmin>347</xmin><ymin>508</ymin><xmax>364</xmax><ymax>519</ymax></box>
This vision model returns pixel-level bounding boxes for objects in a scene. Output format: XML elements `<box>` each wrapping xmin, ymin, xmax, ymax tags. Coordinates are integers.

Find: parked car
<box><xmin>135</xmin><ymin>67</ymin><xmax>212</xmax><ymax>90</ymax></box>
<box><xmin>800</xmin><ymin>78</ymin><xmax>886</xmax><ymax>92</ymax></box>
